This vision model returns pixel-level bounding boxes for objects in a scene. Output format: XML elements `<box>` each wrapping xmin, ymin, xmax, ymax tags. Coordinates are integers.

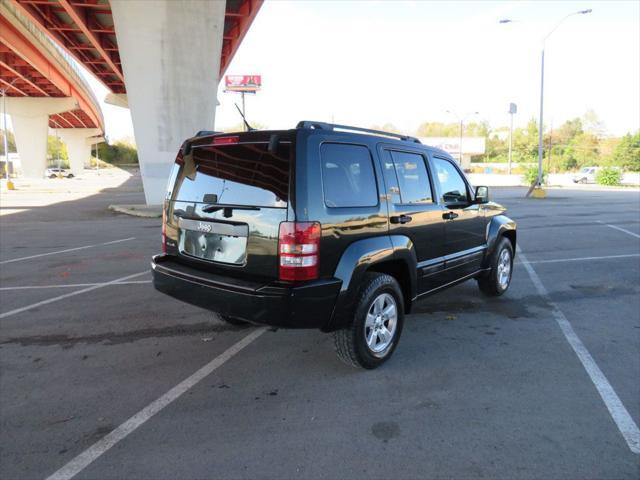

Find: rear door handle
<box><xmin>390</xmin><ymin>215</ymin><xmax>412</xmax><ymax>224</ymax></box>
<box><xmin>443</xmin><ymin>211</ymin><xmax>459</xmax><ymax>220</ymax></box>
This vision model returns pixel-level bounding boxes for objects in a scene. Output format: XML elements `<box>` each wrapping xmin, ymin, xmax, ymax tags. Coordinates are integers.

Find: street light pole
<box><xmin>501</xmin><ymin>9</ymin><xmax>592</xmax><ymax>187</ymax></box>
<box><xmin>447</xmin><ymin>110</ymin><xmax>479</xmax><ymax>167</ymax></box>
<box><xmin>537</xmin><ymin>48</ymin><xmax>545</xmax><ymax>185</ymax></box>
<box><xmin>1</xmin><ymin>78</ymin><xmax>19</xmax><ymax>190</ymax></box>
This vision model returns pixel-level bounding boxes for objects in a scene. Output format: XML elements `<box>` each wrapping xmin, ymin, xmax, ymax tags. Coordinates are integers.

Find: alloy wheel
<box><xmin>364</xmin><ymin>293</ymin><xmax>398</xmax><ymax>354</ymax></box>
<box><xmin>497</xmin><ymin>248</ymin><xmax>512</xmax><ymax>289</ymax></box>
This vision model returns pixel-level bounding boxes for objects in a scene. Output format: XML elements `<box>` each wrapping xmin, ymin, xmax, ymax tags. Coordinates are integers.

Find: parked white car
<box><xmin>45</xmin><ymin>167</ymin><xmax>74</xmax><ymax>178</ymax></box>
<box><xmin>572</xmin><ymin>166</ymin><xmax>598</xmax><ymax>184</ymax></box>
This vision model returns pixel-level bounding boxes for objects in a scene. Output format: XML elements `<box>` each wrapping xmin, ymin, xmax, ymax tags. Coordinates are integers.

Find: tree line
<box><xmin>373</xmin><ymin>110</ymin><xmax>639</xmax><ymax>173</ymax></box>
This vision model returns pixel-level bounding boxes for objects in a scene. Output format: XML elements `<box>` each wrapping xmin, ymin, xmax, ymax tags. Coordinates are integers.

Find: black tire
<box><xmin>333</xmin><ymin>272</ymin><xmax>404</xmax><ymax>369</ymax></box>
<box><xmin>67</xmin><ymin>173</ymin><xmax>74</xmax><ymax>178</ymax></box>
<box><xmin>478</xmin><ymin>237</ymin><xmax>514</xmax><ymax>297</ymax></box>
<box><xmin>49</xmin><ymin>174</ymin><xmax>57</xmax><ymax>178</ymax></box>
<box><xmin>579</xmin><ymin>178</ymin><xmax>587</xmax><ymax>184</ymax></box>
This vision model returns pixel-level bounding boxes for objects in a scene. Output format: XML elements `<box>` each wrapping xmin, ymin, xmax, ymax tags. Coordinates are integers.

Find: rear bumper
<box><xmin>151</xmin><ymin>255</ymin><xmax>342</xmax><ymax>329</ymax></box>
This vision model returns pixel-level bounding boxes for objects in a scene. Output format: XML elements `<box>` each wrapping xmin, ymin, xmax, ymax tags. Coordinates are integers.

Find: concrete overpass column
<box><xmin>7</xmin><ymin>97</ymin><xmax>77</xmax><ymax>178</ymax></box>
<box><xmin>58</xmin><ymin>129</ymin><xmax>101</xmax><ymax>176</ymax></box>
<box><xmin>111</xmin><ymin>0</ymin><xmax>226</xmax><ymax>205</ymax></box>
<box><xmin>10</xmin><ymin>114</ymin><xmax>49</xmax><ymax>178</ymax></box>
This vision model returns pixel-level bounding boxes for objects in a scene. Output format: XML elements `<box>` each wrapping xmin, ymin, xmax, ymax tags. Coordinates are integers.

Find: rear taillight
<box><xmin>161</xmin><ymin>205</ymin><xmax>167</xmax><ymax>254</ymax></box>
<box><xmin>278</xmin><ymin>222</ymin><xmax>321</xmax><ymax>282</ymax></box>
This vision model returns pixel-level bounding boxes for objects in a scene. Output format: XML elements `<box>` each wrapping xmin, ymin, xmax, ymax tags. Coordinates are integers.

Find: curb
<box><xmin>108</xmin><ymin>204</ymin><xmax>162</xmax><ymax>218</ymax></box>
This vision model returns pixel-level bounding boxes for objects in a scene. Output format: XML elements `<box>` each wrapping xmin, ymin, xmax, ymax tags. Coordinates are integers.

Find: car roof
<box><xmin>184</xmin><ymin>122</ymin><xmax>455</xmax><ymax>161</ymax></box>
<box><xmin>296</xmin><ymin>121</ymin><xmax>454</xmax><ymax>159</ymax></box>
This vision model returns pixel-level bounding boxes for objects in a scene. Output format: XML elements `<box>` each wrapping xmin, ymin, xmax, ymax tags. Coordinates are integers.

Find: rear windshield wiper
<box><xmin>202</xmin><ymin>204</ymin><xmax>261</xmax><ymax>214</ymax></box>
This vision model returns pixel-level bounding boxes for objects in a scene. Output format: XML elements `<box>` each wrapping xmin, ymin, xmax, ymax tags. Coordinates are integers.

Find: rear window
<box><xmin>171</xmin><ymin>142</ymin><xmax>290</xmax><ymax>207</ymax></box>
<box><xmin>320</xmin><ymin>143</ymin><xmax>378</xmax><ymax>208</ymax></box>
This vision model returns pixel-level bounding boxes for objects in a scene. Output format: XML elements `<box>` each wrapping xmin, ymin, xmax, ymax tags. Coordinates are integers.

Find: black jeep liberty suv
<box><xmin>152</xmin><ymin>122</ymin><xmax>516</xmax><ymax>369</ymax></box>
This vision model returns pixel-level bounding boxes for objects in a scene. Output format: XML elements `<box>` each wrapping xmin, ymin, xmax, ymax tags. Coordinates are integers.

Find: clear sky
<box><xmin>90</xmin><ymin>0</ymin><xmax>640</xmax><ymax>142</ymax></box>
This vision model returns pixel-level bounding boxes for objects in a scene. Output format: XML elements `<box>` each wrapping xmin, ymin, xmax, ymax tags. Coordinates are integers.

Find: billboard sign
<box><xmin>419</xmin><ymin>137</ymin><xmax>486</xmax><ymax>155</ymax></box>
<box><xmin>224</xmin><ymin>75</ymin><xmax>261</xmax><ymax>93</ymax></box>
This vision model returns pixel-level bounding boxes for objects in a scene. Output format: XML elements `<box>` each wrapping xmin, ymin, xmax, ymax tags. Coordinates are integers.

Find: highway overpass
<box><xmin>1</xmin><ymin>0</ymin><xmax>104</xmax><ymax>178</ymax></box>
<box><xmin>5</xmin><ymin>0</ymin><xmax>263</xmax><ymax>204</ymax></box>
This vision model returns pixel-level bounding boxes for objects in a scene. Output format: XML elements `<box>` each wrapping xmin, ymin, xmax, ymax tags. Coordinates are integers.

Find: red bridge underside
<box><xmin>0</xmin><ymin>12</ymin><xmax>101</xmax><ymax>129</ymax></box>
<box><xmin>11</xmin><ymin>0</ymin><xmax>264</xmax><ymax>95</ymax></box>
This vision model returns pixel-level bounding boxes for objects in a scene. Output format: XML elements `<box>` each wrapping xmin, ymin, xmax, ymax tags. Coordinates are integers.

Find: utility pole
<box><xmin>508</xmin><ymin>103</ymin><xmax>517</xmax><ymax>175</ymax></box>
<box><xmin>446</xmin><ymin>110</ymin><xmax>479</xmax><ymax>167</ymax></box>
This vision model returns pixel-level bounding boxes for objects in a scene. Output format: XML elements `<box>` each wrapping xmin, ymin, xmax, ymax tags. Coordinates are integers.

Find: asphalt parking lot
<box><xmin>1</xmin><ymin>172</ymin><xmax>639</xmax><ymax>479</ymax></box>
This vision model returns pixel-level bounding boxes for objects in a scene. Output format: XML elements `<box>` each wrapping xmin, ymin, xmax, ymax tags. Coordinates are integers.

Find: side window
<box><xmin>433</xmin><ymin>157</ymin><xmax>469</xmax><ymax>206</ymax></box>
<box><xmin>320</xmin><ymin>143</ymin><xmax>378</xmax><ymax>208</ymax></box>
<box><xmin>380</xmin><ymin>150</ymin><xmax>401</xmax><ymax>204</ymax></box>
<box><xmin>388</xmin><ymin>150</ymin><xmax>433</xmax><ymax>204</ymax></box>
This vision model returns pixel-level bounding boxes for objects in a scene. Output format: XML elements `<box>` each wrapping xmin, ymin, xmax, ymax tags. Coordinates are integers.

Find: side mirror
<box><xmin>475</xmin><ymin>186</ymin><xmax>489</xmax><ymax>204</ymax></box>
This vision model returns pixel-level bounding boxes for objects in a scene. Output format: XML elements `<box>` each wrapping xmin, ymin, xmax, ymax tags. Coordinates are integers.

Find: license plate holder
<box><xmin>178</xmin><ymin>218</ymin><xmax>248</xmax><ymax>265</ymax></box>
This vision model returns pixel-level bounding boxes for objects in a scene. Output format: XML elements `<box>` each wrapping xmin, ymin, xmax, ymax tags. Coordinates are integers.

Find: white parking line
<box><xmin>598</xmin><ymin>221</ymin><xmax>640</xmax><ymax>239</ymax></box>
<box><xmin>0</xmin><ymin>280</ymin><xmax>151</xmax><ymax>291</ymax></box>
<box><xmin>0</xmin><ymin>237</ymin><xmax>136</xmax><ymax>265</ymax></box>
<box><xmin>517</xmin><ymin>246</ymin><xmax>640</xmax><ymax>454</ymax></box>
<box><xmin>45</xmin><ymin>327</ymin><xmax>266</xmax><ymax>480</ymax></box>
<box><xmin>0</xmin><ymin>271</ymin><xmax>148</xmax><ymax>319</ymax></box>
<box><xmin>517</xmin><ymin>253</ymin><xmax>640</xmax><ymax>265</ymax></box>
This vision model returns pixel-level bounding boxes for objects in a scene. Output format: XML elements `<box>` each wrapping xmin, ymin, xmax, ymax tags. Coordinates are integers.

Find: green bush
<box><xmin>558</xmin><ymin>155</ymin><xmax>578</xmax><ymax>172</ymax></box>
<box><xmin>523</xmin><ymin>165</ymin><xmax>547</xmax><ymax>185</ymax></box>
<box><xmin>595</xmin><ymin>166</ymin><xmax>621</xmax><ymax>186</ymax></box>
<box><xmin>98</xmin><ymin>140</ymin><xmax>138</xmax><ymax>165</ymax></box>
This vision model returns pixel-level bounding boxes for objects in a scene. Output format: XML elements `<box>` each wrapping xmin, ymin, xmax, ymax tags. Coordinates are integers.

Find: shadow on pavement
<box><xmin>0</xmin><ymin>170</ymin><xmax>146</xmax><ymax>226</ymax></box>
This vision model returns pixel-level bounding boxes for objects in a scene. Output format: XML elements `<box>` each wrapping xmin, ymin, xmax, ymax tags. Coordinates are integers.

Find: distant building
<box><xmin>419</xmin><ymin>137</ymin><xmax>486</xmax><ymax>170</ymax></box>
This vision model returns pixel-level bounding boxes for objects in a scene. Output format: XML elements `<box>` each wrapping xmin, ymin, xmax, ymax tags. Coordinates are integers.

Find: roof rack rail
<box><xmin>296</xmin><ymin>121</ymin><xmax>421</xmax><ymax>144</ymax></box>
